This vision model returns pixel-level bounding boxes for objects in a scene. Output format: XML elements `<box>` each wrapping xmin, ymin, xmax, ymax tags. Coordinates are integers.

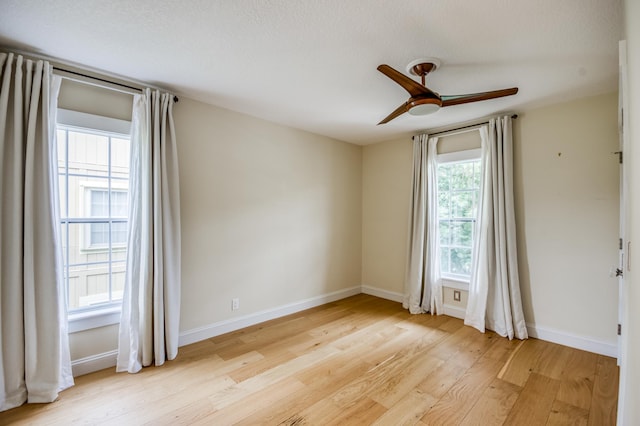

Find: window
<box><xmin>88</xmin><ymin>189</ymin><xmax>128</xmax><ymax>247</ymax></box>
<box><xmin>57</xmin><ymin>110</ymin><xmax>131</xmax><ymax>315</ymax></box>
<box><xmin>437</xmin><ymin>150</ymin><xmax>482</xmax><ymax>281</ymax></box>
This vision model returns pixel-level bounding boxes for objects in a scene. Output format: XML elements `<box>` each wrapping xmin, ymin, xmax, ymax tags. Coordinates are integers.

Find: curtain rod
<box><xmin>2</xmin><ymin>47</ymin><xmax>179</xmax><ymax>102</ymax></box>
<box><xmin>52</xmin><ymin>66</ymin><xmax>179</xmax><ymax>103</ymax></box>
<box><xmin>413</xmin><ymin>114</ymin><xmax>518</xmax><ymax>140</ymax></box>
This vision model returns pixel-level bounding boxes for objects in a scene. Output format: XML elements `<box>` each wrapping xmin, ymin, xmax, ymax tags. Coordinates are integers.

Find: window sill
<box><xmin>68</xmin><ymin>307</ymin><xmax>121</xmax><ymax>333</ymax></box>
<box><xmin>441</xmin><ymin>277</ymin><xmax>470</xmax><ymax>291</ymax></box>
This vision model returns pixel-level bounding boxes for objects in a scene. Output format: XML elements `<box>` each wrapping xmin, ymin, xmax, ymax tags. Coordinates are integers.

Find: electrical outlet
<box><xmin>232</xmin><ymin>298</ymin><xmax>239</xmax><ymax>311</ymax></box>
<box><xmin>453</xmin><ymin>290</ymin><xmax>461</xmax><ymax>302</ymax></box>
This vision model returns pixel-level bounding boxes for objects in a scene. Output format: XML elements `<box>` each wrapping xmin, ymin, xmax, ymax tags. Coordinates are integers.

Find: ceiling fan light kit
<box><xmin>407</xmin><ymin>98</ymin><xmax>441</xmax><ymax>116</ymax></box>
<box><xmin>377</xmin><ymin>58</ymin><xmax>518</xmax><ymax>124</ymax></box>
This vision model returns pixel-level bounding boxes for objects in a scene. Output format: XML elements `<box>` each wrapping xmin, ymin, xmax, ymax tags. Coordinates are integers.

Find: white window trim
<box><xmin>68</xmin><ymin>307</ymin><xmax>121</xmax><ymax>333</ymax></box>
<box><xmin>58</xmin><ymin>109</ymin><xmax>131</xmax><ymax>333</ymax></box>
<box><xmin>442</xmin><ymin>277</ymin><xmax>470</xmax><ymax>291</ymax></box>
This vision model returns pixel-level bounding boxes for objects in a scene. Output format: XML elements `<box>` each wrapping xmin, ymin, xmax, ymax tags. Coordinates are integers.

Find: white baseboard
<box><xmin>526</xmin><ymin>323</ymin><xmax>617</xmax><ymax>358</ymax></box>
<box><xmin>443</xmin><ymin>304</ymin><xmax>466</xmax><ymax>320</ymax></box>
<box><xmin>362</xmin><ymin>285</ymin><xmax>467</xmax><ymax>320</ymax></box>
<box><xmin>178</xmin><ymin>286</ymin><xmax>362</xmax><ymax>347</ymax></box>
<box><xmin>71</xmin><ymin>287</ymin><xmax>361</xmax><ymax>377</ymax></box>
<box><xmin>69</xmin><ymin>286</ymin><xmax>618</xmax><ymax>378</ymax></box>
<box><xmin>360</xmin><ymin>285</ymin><xmax>403</xmax><ymax>303</ymax></box>
<box><xmin>71</xmin><ymin>350</ymin><xmax>118</xmax><ymax>377</ymax></box>
<box><xmin>361</xmin><ymin>285</ymin><xmax>618</xmax><ymax>357</ymax></box>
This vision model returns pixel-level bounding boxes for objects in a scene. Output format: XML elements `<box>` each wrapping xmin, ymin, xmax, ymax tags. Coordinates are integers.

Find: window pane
<box><xmin>111</xmin><ymin>248</ymin><xmax>127</xmax><ymax>263</ymax></box>
<box><xmin>440</xmin><ymin>247</ymin><xmax>450</xmax><ymax>274</ymax></box>
<box><xmin>111</xmin><ymin>270</ymin><xmax>125</xmax><ymax>301</ymax></box>
<box><xmin>437</xmin><ymin>158</ymin><xmax>480</xmax><ymax>279</ymax></box>
<box><xmin>57</xmin><ymin>123</ymin><xmax>131</xmax><ymax>313</ymax></box>
<box><xmin>90</xmin><ymin>222</ymin><xmax>109</xmax><ymax>246</ymax></box>
<box><xmin>451</xmin><ymin>191</ymin><xmax>475</xmax><ymax>218</ymax></box>
<box><xmin>58</xmin><ymin>175</ymin><xmax>67</xmax><ymax>218</ymax></box>
<box><xmin>111</xmin><ymin>191</ymin><xmax>128</xmax><ymax>217</ymax></box>
<box><xmin>64</xmin><ymin>220</ymin><xmax>112</xmax><ymax>308</ymax></box>
<box><xmin>112</xmin><ymin>221</ymin><xmax>128</xmax><ymax>245</ymax></box>
<box><xmin>473</xmin><ymin>162</ymin><xmax>482</xmax><ymax>187</ymax></box>
<box><xmin>86</xmin><ymin>221</ymin><xmax>128</xmax><ymax>247</ymax></box>
<box><xmin>450</xmin><ymin>248</ymin><xmax>472</xmax><ymax>275</ymax></box>
<box><xmin>66</xmin><ymin>176</ymin><xmax>109</xmax><ymax>218</ymax></box>
<box><xmin>91</xmin><ymin>190</ymin><xmax>109</xmax><ymax>217</ymax></box>
<box><xmin>60</xmin><ymin>223</ymin><xmax>68</xmax><ymax>266</ymax></box>
<box><xmin>438</xmin><ymin>191</ymin><xmax>450</xmax><ymax>218</ymax></box>
<box><xmin>451</xmin><ymin>221</ymin><xmax>474</xmax><ymax>247</ymax></box>
<box><xmin>111</xmin><ymin>137</ymin><xmax>130</xmax><ymax>179</ymax></box>
<box><xmin>57</xmin><ymin>128</ymin><xmax>67</xmax><ymax>174</ymax></box>
<box><xmin>67</xmin><ymin>131</ymin><xmax>109</xmax><ymax>177</ymax></box>
<box><xmin>56</xmin><ymin>121</ymin><xmax>130</xmax><ymax>311</ymax></box>
<box><xmin>65</xmin><ymin>222</ymin><xmax>85</xmax><ymax>265</ymax></box>
<box><xmin>448</xmin><ymin>163</ymin><xmax>464</xmax><ymax>190</ymax></box>
<box><xmin>439</xmin><ymin>220</ymin><xmax>450</xmax><ymax>245</ymax></box>
<box><xmin>69</xmin><ymin>263</ymin><xmax>111</xmax><ymax>309</ymax></box>
<box><xmin>451</xmin><ymin>162</ymin><xmax>475</xmax><ymax>190</ymax></box>
<box><xmin>437</xmin><ymin>166</ymin><xmax>450</xmax><ymax>191</ymax></box>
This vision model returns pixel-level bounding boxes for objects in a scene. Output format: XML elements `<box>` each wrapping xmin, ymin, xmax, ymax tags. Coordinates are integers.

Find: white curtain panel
<box><xmin>0</xmin><ymin>53</ymin><xmax>73</xmax><ymax>411</ymax></box>
<box><xmin>464</xmin><ymin>116</ymin><xmax>528</xmax><ymax>340</ymax></box>
<box><xmin>117</xmin><ymin>89</ymin><xmax>182</xmax><ymax>373</ymax></box>
<box><xmin>403</xmin><ymin>134</ymin><xmax>443</xmax><ymax>315</ymax></box>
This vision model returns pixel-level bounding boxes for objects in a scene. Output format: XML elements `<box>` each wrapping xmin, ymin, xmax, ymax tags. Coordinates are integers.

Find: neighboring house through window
<box><xmin>89</xmin><ymin>189</ymin><xmax>128</xmax><ymax>247</ymax></box>
<box><xmin>57</xmin><ymin>109</ymin><xmax>131</xmax><ymax>320</ymax></box>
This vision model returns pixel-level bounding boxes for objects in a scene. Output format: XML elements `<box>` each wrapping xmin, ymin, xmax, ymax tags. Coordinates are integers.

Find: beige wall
<box><xmin>64</xmin><ymin>85</ymin><xmax>362</xmax><ymax>362</ymax></box>
<box><xmin>362</xmin><ymin>92</ymin><xmax>619</xmax><ymax>348</ymax></box>
<box><xmin>69</xmin><ymin>325</ymin><xmax>119</xmax><ymax>360</ymax></box>
<box><xmin>174</xmin><ymin>98</ymin><xmax>362</xmax><ymax>331</ymax></box>
<box><xmin>361</xmin><ymin>137</ymin><xmax>412</xmax><ymax>294</ymax></box>
<box><xmin>514</xmin><ymin>93</ymin><xmax>619</xmax><ymax>344</ymax></box>
<box><xmin>58</xmin><ymin>79</ymin><xmax>133</xmax><ymax>120</ymax></box>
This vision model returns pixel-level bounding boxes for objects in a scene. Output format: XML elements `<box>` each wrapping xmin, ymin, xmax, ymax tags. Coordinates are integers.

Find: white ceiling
<box><xmin>0</xmin><ymin>0</ymin><xmax>623</xmax><ymax>145</ymax></box>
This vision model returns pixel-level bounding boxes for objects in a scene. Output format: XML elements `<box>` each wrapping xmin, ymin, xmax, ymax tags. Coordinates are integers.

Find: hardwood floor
<box><xmin>1</xmin><ymin>294</ymin><xmax>619</xmax><ymax>425</ymax></box>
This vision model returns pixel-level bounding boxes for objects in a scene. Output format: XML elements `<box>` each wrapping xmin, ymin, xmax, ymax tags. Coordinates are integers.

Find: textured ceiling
<box><xmin>0</xmin><ymin>0</ymin><xmax>623</xmax><ymax>144</ymax></box>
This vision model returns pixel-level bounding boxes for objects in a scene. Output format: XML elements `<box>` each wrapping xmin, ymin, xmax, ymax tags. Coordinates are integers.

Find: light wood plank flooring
<box><xmin>2</xmin><ymin>294</ymin><xmax>619</xmax><ymax>425</ymax></box>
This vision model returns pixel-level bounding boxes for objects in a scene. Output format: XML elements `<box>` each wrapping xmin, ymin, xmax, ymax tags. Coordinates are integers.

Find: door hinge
<box><xmin>618</xmin><ymin>324</ymin><xmax>622</xmax><ymax>336</ymax></box>
<box><xmin>615</xmin><ymin>151</ymin><xmax>623</xmax><ymax>164</ymax></box>
<box><xmin>620</xmin><ymin>238</ymin><xmax>623</xmax><ymax>250</ymax></box>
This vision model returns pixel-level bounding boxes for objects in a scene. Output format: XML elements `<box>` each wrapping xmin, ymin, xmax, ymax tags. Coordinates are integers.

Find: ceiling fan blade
<box><xmin>378</xmin><ymin>102</ymin><xmax>410</xmax><ymax>125</ymax></box>
<box><xmin>441</xmin><ymin>87</ymin><xmax>518</xmax><ymax>107</ymax></box>
<box><xmin>377</xmin><ymin>64</ymin><xmax>436</xmax><ymax>98</ymax></box>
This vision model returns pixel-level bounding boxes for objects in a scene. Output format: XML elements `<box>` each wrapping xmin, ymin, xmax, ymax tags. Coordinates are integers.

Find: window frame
<box><xmin>57</xmin><ymin>109</ymin><xmax>131</xmax><ymax>332</ymax></box>
<box><xmin>437</xmin><ymin>148</ymin><xmax>482</xmax><ymax>287</ymax></box>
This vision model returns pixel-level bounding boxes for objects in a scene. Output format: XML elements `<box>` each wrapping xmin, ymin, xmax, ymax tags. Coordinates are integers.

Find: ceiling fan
<box><xmin>377</xmin><ymin>58</ymin><xmax>518</xmax><ymax>124</ymax></box>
